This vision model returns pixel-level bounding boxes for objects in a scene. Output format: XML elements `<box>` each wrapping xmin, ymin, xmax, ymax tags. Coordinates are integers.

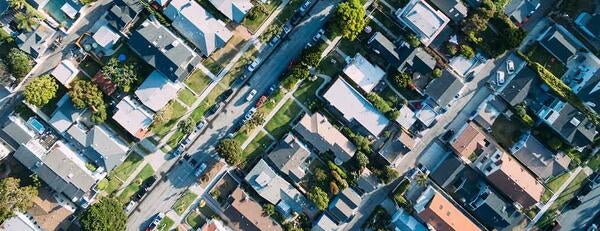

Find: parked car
<box><xmin>246</xmin><ymin>89</ymin><xmax>258</xmax><ymax>101</ymax></box>
<box><xmin>196</xmin><ymin>119</ymin><xmax>207</xmax><ymax>130</ymax></box>
<box><xmin>141</xmin><ymin>176</ymin><xmax>157</xmax><ymax>191</ymax></box>
<box><xmin>283</xmin><ymin>24</ymin><xmax>292</xmax><ymax>34</ymax></box>
<box><xmin>218</xmin><ymin>89</ymin><xmax>234</xmax><ymax>102</ymax></box>
<box><xmin>146</xmin><ymin>213</ymin><xmax>165</xmax><ymax>231</ymax></box>
<box><xmin>204</xmin><ymin>103</ymin><xmax>222</xmax><ymax>117</ymax></box>
<box><xmin>246</xmin><ymin>59</ymin><xmax>261</xmax><ymax>72</ymax></box>
<box><xmin>465</xmin><ymin>71</ymin><xmax>475</xmax><ymax>82</ymax></box>
<box><xmin>269</xmin><ymin>35</ymin><xmax>281</xmax><ymax>46</ymax></box>
<box><xmin>256</xmin><ymin>96</ymin><xmax>268</xmax><ymax>108</ymax></box>
<box><xmin>496</xmin><ymin>70</ymin><xmax>506</xmax><ymax>85</ymax></box>
<box><xmin>506</xmin><ymin>60</ymin><xmax>515</xmax><ymax>74</ymax></box>
<box><xmin>125</xmin><ymin>201</ymin><xmax>136</xmax><ymax>213</ymax></box>
<box><xmin>441</xmin><ymin>129</ymin><xmax>455</xmax><ymax>141</ymax></box>
<box><xmin>299</xmin><ymin>0</ymin><xmax>311</xmax><ymax>12</ymax></box>
<box><xmin>194</xmin><ymin>163</ymin><xmax>208</xmax><ymax>177</ymax></box>
<box><xmin>266</xmin><ymin>84</ymin><xmax>279</xmax><ymax>96</ymax></box>
<box><xmin>244</xmin><ymin>107</ymin><xmax>257</xmax><ymax>121</ymax></box>
<box><xmin>312</xmin><ymin>29</ymin><xmax>325</xmax><ymax>42</ymax></box>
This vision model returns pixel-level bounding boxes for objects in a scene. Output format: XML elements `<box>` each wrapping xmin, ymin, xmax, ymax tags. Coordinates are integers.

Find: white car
<box><xmin>246</xmin><ymin>59</ymin><xmax>261</xmax><ymax>72</ymax></box>
<box><xmin>496</xmin><ymin>71</ymin><xmax>506</xmax><ymax>85</ymax></box>
<box><xmin>246</xmin><ymin>89</ymin><xmax>257</xmax><ymax>101</ymax></box>
<box><xmin>506</xmin><ymin>60</ymin><xmax>515</xmax><ymax>74</ymax></box>
<box><xmin>194</xmin><ymin>163</ymin><xmax>207</xmax><ymax>177</ymax></box>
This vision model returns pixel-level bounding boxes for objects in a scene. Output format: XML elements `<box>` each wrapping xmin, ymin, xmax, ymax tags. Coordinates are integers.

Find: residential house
<box><xmin>536</xmin><ymin>100</ymin><xmax>596</xmax><ymax>148</ymax></box>
<box><xmin>134</xmin><ymin>71</ymin><xmax>181</xmax><ymax>112</ymax></box>
<box><xmin>48</xmin><ymin>95</ymin><xmax>84</xmax><ymax>133</ymax></box>
<box><xmin>397</xmin><ymin>105</ymin><xmax>417</xmax><ymax>130</ymax></box>
<box><xmin>429</xmin><ymin>0</ymin><xmax>468</xmax><ymax>22</ymax></box>
<box><xmin>473</xmin><ymin>146</ymin><xmax>544</xmax><ymax>208</ymax></box>
<box><xmin>104</xmin><ymin>0</ymin><xmax>144</xmax><ymax>32</ymax></box>
<box><xmin>91</xmin><ymin>25</ymin><xmax>121</xmax><ymax>54</ymax></box>
<box><xmin>431</xmin><ymin>155</ymin><xmax>522</xmax><ymax>229</ymax></box>
<box><xmin>163</xmin><ymin>0</ymin><xmax>233</xmax><ymax>56</ymax></box>
<box><xmin>245</xmin><ymin>159</ymin><xmax>312</xmax><ymax>218</ymax></box>
<box><xmin>112</xmin><ymin>96</ymin><xmax>154</xmax><ymax>139</ymax></box>
<box><xmin>472</xmin><ymin>96</ymin><xmax>507</xmax><ymax>131</ymax></box>
<box><xmin>413</xmin><ymin>186</ymin><xmax>481</xmax><ymax>231</ymax></box>
<box><xmin>3</xmin><ymin>115</ymin><xmax>38</xmax><ymax>145</ymax></box>
<box><xmin>312</xmin><ymin>214</ymin><xmax>338</xmax><ymax>231</ymax></box>
<box><xmin>293</xmin><ymin>113</ymin><xmax>357</xmax><ymax>164</ymax></box>
<box><xmin>510</xmin><ymin>133</ymin><xmax>570</xmax><ymax>181</ymax></box>
<box><xmin>14</xmin><ymin>140</ymin><xmax>100</xmax><ymax>204</ymax></box>
<box><xmin>575</xmin><ymin>13</ymin><xmax>600</xmax><ymax>41</ymax></box>
<box><xmin>504</xmin><ymin>0</ymin><xmax>540</xmax><ymax>26</ymax></box>
<box><xmin>199</xmin><ymin>219</ymin><xmax>231</xmax><ymax>231</ymax></box>
<box><xmin>378</xmin><ymin>130</ymin><xmax>417</xmax><ymax>164</ymax></box>
<box><xmin>323</xmin><ymin>78</ymin><xmax>390</xmax><ymax>137</ymax></box>
<box><xmin>266</xmin><ymin>133</ymin><xmax>310</xmax><ymax>184</ymax></box>
<box><xmin>50</xmin><ymin>60</ymin><xmax>79</xmax><ymax>88</ymax></box>
<box><xmin>391</xmin><ymin>207</ymin><xmax>428</xmax><ymax>231</ymax></box>
<box><xmin>209</xmin><ymin>0</ymin><xmax>253</xmax><ymax>23</ymax></box>
<box><xmin>498</xmin><ymin>66</ymin><xmax>547</xmax><ymax>107</ymax></box>
<box><xmin>356</xmin><ymin>168</ymin><xmax>379</xmax><ymax>194</ymax></box>
<box><xmin>328</xmin><ymin>188</ymin><xmax>362</xmax><ymax>224</ymax></box>
<box><xmin>449</xmin><ymin>122</ymin><xmax>489</xmax><ymax>163</ymax></box>
<box><xmin>398</xmin><ymin>48</ymin><xmax>436</xmax><ymax>76</ymax></box>
<box><xmin>129</xmin><ymin>19</ymin><xmax>201</xmax><ymax>82</ymax></box>
<box><xmin>16</xmin><ymin>21</ymin><xmax>57</xmax><ymax>59</ymax></box>
<box><xmin>1</xmin><ymin>212</ymin><xmax>41</xmax><ymax>231</ymax></box>
<box><xmin>395</xmin><ymin>0</ymin><xmax>450</xmax><ymax>46</ymax></box>
<box><xmin>26</xmin><ymin>0</ymin><xmax>48</xmax><ymax>9</ymax></box>
<box><xmin>423</xmin><ymin>69</ymin><xmax>464</xmax><ymax>109</ymax></box>
<box><xmin>577</xmin><ymin>70</ymin><xmax>600</xmax><ymax>114</ymax></box>
<box><xmin>367</xmin><ymin>32</ymin><xmax>412</xmax><ymax>68</ymax></box>
<box><xmin>66</xmin><ymin>124</ymin><xmax>130</xmax><ymax>171</ymax></box>
<box><xmin>224</xmin><ymin>187</ymin><xmax>283</xmax><ymax>231</ymax></box>
<box><xmin>342</xmin><ymin>53</ymin><xmax>385</xmax><ymax>93</ymax></box>
<box><xmin>538</xmin><ymin>24</ymin><xmax>585</xmax><ymax>65</ymax></box>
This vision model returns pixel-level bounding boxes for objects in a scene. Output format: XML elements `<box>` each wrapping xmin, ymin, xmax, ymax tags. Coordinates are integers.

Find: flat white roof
<box><xmin>397</xmin><ymin>106</ymin><xmax>416</xmax><ymax>129</ymax></box>
<box><xmin>51</xmin><ymin>60</ymin><xmax>79</xmax><ymax>87</ymax></box>
<box><xmin>113</xmin><ymin>96</ymin><xmax>154</xmax><ymax>138</ymax></box>
<box><xmin>209</xmin><ymin>0</ymin><xmax>254</xmax><ymax>21</ymax></box>
<box><xmin>397</xmin><ymin>0</ymin><xmax>449</xmax><ymax>46</ymax></box>
<box><xmin>323</xmin><ymin>78</ymin><xmax>390</xmax><ymax>136</ymax></box>
<box><xmin>49</xmin><ymin>111</ymin><xmax>73</xmax><ymax>133</ymax></box>
<box><xmin>343</xmin><ymin>53</ymin><xmax>385</xmax><ymax>93</ymax></box>
<box><xmin>415</xmin><ymin>103</ymin><xmax>437</xmax><ymax>126</ymax></box>
<box><xmin>60</xmin><ymin>2</ymin><xmax>78</xmax><ymax>19</ymax></box>
<box><xmin>134</xmin><ymin>71</ymin><xmax>181</xmax><ymax>112</ymax></box>
<box><xmin>93</xmin><ymin>25</ymin><xmax>120</xmax><ymax>49</ymax></box>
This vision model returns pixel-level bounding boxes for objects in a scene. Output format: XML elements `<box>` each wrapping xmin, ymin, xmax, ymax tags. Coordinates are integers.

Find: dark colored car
<box><xmin>441</xmin><ymin>129</ymin><xmax>455</xmax><ymax>141</ymax></box>
<box><xmin>146</xmin><ymin>213</ymin><xmax>164</xmax><ymax>231</ymax></box>
<box><xmin>204</xmin><ymin>103</ymin><xmax>221</xmax><ymax>117</ymax></box>
<box><xmin>141</xmin><ymin>176</ymin><xmax>157</xmax><ymax>191</ymax></box>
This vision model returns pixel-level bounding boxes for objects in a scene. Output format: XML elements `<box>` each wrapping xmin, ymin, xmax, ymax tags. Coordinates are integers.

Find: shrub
<box><xmin>432</xmin><ymin>68</ymin><xmax>442</xmax><ymax>78</ymax></box>
<box><xmin>6</xmin><ymin>48</ymin><xmax>31</xmax><ymax>80</ymax></box>
<box><xmin>23</xmin><ymin>75</ymin><xmax>57</xmax><ymax>107</ymax></box>
<box><xmin>68</xmin><ymin>80</ymin><xmax>107</xmax><ymax>123</ymax></box>
<box><xmin>308</xmin><ymin>187</ymin><xmax>329</xmax><ymax>210</ymax></box>
<box><xmin>459</xmin><ymin>45</ymin><xmax>475</xmax><ymax>59</ymax></box>
<box><xmin>405</xmin><ymin>34</ymin><xmax>420</xmax><ymax>48</ymax></box>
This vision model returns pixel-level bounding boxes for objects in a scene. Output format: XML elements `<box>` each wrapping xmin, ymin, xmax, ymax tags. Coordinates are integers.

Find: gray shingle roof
<box><xmin>266</xmin><ymin>134</ymin><xmax>309</xmax><ymax>183</ymax></box>
<box><xmin>429</xmin><ymin>0</ymin><xmax>468</xmax><ymax>22</ymax></box>
<box><xmin>548</xmin><ymin>102</ymin><xmax>596</xmax><ymax>147</ymax></box>
<box><xmin>539</xmin><ymin>25</ymin><xmax>582</xmax><ymax>64</ymax></box>
<box><xmin>105</xmin><ymin>0</ymin><xmax>144</xmax><ymax>31</ymax></box>
<box><xmin>16</xmin><ymin>22</ymin><xmax>56</xmax><ymax>58</ymax></box>
<box><xmin>499</xmin><ymin>66</ymin><xmax>538</xmax><ymax>106</ymax></box>
<box><xmin>129</xmin><ymin>19</ymin><xmax>201</xmax><ymax>82</ymax></box>
<box><xmin>66</xmin><ymin>125</ymin><xmax>129</xmax><ymax>171</ymax></box>
<box><xmin>424</xmin><ymin>70</ymin><xmax>464</xmax><ymax>108</ymax></box>
<box><xmin>512</xmin><ymin>133</ymin><xmax>570</xmax><ymax>180</ymax></box>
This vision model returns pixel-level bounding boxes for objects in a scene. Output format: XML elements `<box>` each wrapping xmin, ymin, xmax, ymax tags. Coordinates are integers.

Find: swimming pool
<box><xmin>27</xmin><ymin>117</ymin><xmax>45</xmax><ymax>134</ymax></box>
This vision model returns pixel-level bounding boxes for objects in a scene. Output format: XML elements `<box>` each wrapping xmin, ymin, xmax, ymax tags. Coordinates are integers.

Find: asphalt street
<box><xmin>557</xmin><ymin>182</ymin><xmax>600</xmax><ymax>230</ymax></box>
<box><xmin>126</xmin><ymin>0</ymin><xmax>340</xmax><ymax>229</ymax></box>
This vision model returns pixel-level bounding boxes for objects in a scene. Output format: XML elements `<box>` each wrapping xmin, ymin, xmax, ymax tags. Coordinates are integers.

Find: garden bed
<box><xmin>172</xmin><ymin>190</ymin><xmax>198</xmax><ymax>215</ymax></box>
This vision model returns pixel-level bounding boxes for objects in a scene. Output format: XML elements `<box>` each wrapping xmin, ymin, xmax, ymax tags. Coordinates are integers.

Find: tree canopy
<box><xmin>80</xmin><ymin>197</ymin><xmax>126</xmax><ymax>231</ymax></box>
<box><xmin>68</xmin><ymin>80</ymin><xmax>107</xmax><ymax>123</ymax></box>
<box><xmin>178</xmin><ymin>118</ymin><xmax>195</xmax><ymax>135</ymax></box>
<box><xmin>8</xmin><ymin>0</ymin><xmax>27</xmax><ymax>10</ymax></box>
<box><xmin>6</xmin><ymin>48</ymin><xmax>31</xmax><ymax>80</ymax></box>
<box><xmin>24</xmin><ymin>75</ymin><xmax>58</xmax><ymax>107</ymax></box>
<box><xmin>307</xmin><ymin>187</ymin><xmax>329</xmax><ymax>210</ymax></box>
<box><xmin>329</xmin><ymin>0</ymin><xmax>367</xmax><ymax>41</ymax></box>
<box><xmin>102</xmin><ymin>58</ymin><xmax>138</xmax><ymax>92</ymax></box>
<box><xmin>216</xmin><ymin>138</ymin><xmax>242</xmax><ymax>165</ymax></box>
<box><xmin>14</xmin><ymin>10</ymin><xmax>39</xmax><ymax>32</ymax></box>
<box><xmin>0</xmin><ymin>177</ymin><xmax>38</xmax><ymax>223</ymax></box>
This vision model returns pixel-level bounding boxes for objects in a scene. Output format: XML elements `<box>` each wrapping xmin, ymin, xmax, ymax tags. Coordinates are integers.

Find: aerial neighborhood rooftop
<box><xmin>0</xmin><ymin>0</ymin><xmax>600</xmax><ymax>230</ymax></box>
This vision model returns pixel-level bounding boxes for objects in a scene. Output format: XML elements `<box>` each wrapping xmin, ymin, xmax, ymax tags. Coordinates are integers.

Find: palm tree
<box><xmin>14</xmin><ymin>10</ymin><xmax>39</xmax><ymax>32</ymax></box>
<box><xmin>8</xmin><ymin>0</ymin><xmax>27</xmax><ymax>10</ymax></box>
<box><xmin>415</xmin><ymin>173</ymin><xmax>428</xmax><ymax>186</ymax></box>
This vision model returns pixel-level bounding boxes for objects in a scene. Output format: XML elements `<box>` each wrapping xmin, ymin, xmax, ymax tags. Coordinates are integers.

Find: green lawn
<box><xmin>172</xmin><ymin>190</ymin><xmax>198</xmax><ymax>215</ymax></box>
<box><xmin>97</xmin><ymin>176</ymin><xmax>123</xmax><ymax>195</ymax></box>
<box><xmin>243</xmin><ymin>131</ymin><xmax>274</xmax><ymax>167</ymax></box>
<box><xmin>166</xmin><ymin>129</ymin><xmax>186</xmax><ymax>149</ymax></box>
<box><xmin>588</xmin><ymin>154</ymin><xmax>600</xmax><ymax>171</ymax></box>
<box><xmin>264</xmin><ymin>99</ymin><xmax>303</xmax><ymax>140</ymax></box>
<box><xmin>190</xmin><ymin>84</ymin><xmax>226</xmax><ymax>122</ymax></box>
<box><xmin>157</xmin><ymin>216</ymin><xmax>174</xmax><ymax>231</ymax></box>
<box><xmin>185</xmin><ymin>211</ymin><xmax>206</xmax><ymax>229</ymax></box>
<box><xmin>526</xmin><ymin>43</ymin><xmax>567</xmax><ymax>78</ymax></box>
<box><xmin>151</xmin><ymin>101</ymin><xmax>188</xmax><ymax>138</ymax></box>
<box><xmin>241</xmin><ymin>0</ymin><xmax>281</xmax><ymax>33</ymax></box>
<box><xmin>548</xmin><ymin>171</ymin><xmax>588</xmax><ymax>211</ymax></box>
<box><xmin>185</xmin><ymin>70</ymin><xmax>213</xmax><ymax>94</ymax></box>
<box><xmin>118</xmin><ymin>164</ymin><xmax>155</xmax><ymax>204</ymax></box>
<box><xmin>275</xmin><ymin>0</ymin><xmax>304</xmax><ymax>23</ymax></box>
<box><xmin>112</xmin><ymin>154</ymin><xmax>144</xmax><ymax>181</ymax></box>
<box><xmin>178</xmin><ymin>88</ymin><xmax>197</xmax><ymax>106</ymax></box>
<box><xmin>378</xmin><ymin>86</ymin><xmax>403</xmax><ymax>108</ymax></box>
<box><xmin>294</xmin><ymin>77</ymin><xmax>325</xmax><ymax>112</ymax></box>
<box><xmin>232</xmin><ymin>131</ymin><xmax>249</xmax><ymax>146</ymax></box>
<box><xmin>318</xmin><ymin>51</ymin><xmax>346</xmax><ymax>77</ymax></box>
<box><xmin>541</xmin><ymin>172</ymin><xmax>571</xmax><ymax>203</ymax></box>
